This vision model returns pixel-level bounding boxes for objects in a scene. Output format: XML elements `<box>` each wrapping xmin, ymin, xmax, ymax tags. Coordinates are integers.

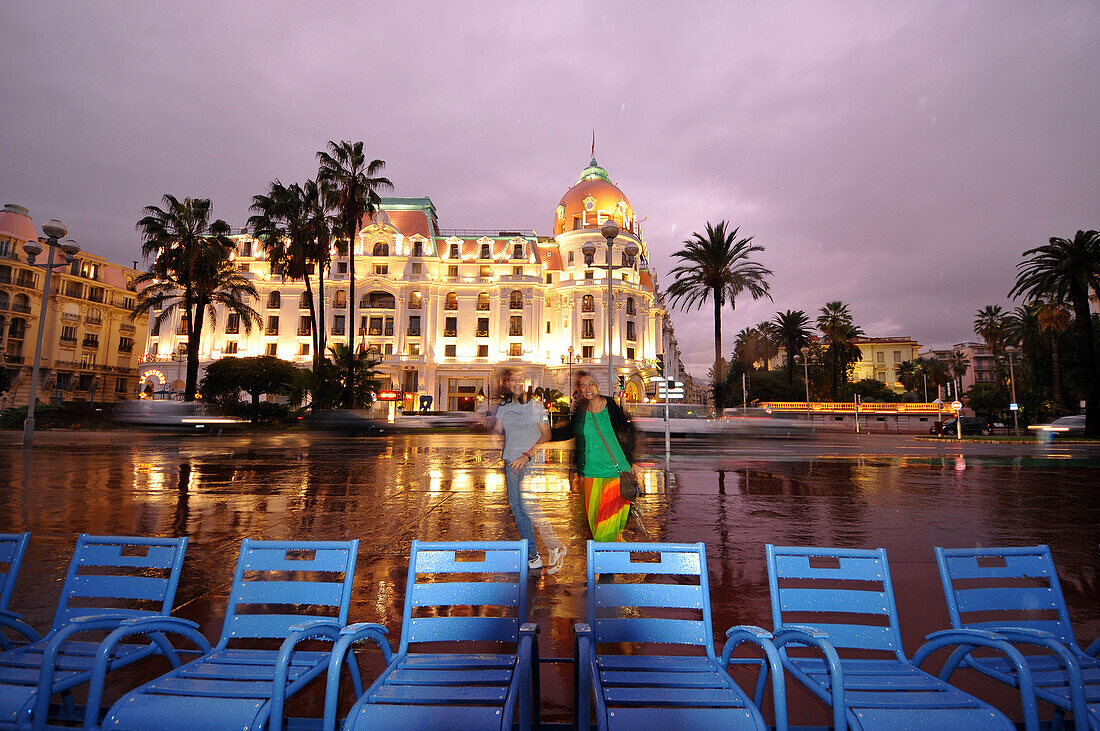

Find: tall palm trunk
<box><xmin>1050</xmin><ymin>330</ymin><xmax>1062</xmax><ymax>404</ymax></box>
<box><xmin>712</xmin><ymin>288</ymin><xmax>723</xmax><ymax>411</ymax></box>
<box><xmin>1069</xmin><ymin>290</ymin><xmax>1098</xmax><ymax>435</ymax></box>
<box><xmin>303</xmin><ymin>275</ymin><xmax>320</xmax><ymax>373</ymax></box>
<box><xmin>316</xmin><ymin>264</ymin><xmax>326</xmax><ymax>369</ymax></box>
<box><xmin>186</xmin><ymin>296</ymin><xmax>204</xmax><ymax>401</ymax></box>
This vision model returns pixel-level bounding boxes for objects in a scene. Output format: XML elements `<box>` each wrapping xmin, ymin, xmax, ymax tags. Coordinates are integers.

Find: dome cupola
<box><xmin>553</xmin><ymin>159</ymin><xmax>638</xmax><ymax>237</ymax></box>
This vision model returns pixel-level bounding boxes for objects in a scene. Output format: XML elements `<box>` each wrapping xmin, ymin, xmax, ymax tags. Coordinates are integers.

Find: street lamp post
<box><xmin>1005</xmin><ymin>345</ymin><xmax>1019</xmax><ymax>436</ymax></box>
<box><xmin>560</xmin><ymin>345</ymin><xmax>576</xmax><ymax>407</ymax></box>
<box><xmin>795</xmin><ymin>345</ymin><xmax>816</xmax><ymax>421</ymax></box>
<box><xmin>21</xmin><ymin>220</ymin><xmax>81</xmax><ymax>446</ymax></box>
<box><xmin>582</xmin><ymin>221</ymin><xmax>638</xmax><ymax>400</ymax></box>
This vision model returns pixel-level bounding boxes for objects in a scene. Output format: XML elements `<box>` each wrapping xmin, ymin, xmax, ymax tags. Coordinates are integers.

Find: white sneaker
<box><xmin>546</xmin><ymin>546</ymin><xmax>567</xmax><ymax>575</ymax></box>
<box><xmin>528</xmin><ymin>554</ymin><xmax>543</xmax><ymax>570</ymax></box>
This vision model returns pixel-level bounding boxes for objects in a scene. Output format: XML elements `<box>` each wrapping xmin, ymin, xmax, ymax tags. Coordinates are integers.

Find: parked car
<box><xmin>931</xmin><ymin>416</ymin><xmax>991</xmax><ymax>436</ymax></box>
<box><xmin>306</xmin><ymin>409</ymin><xmax>388</xmax><ymax>435</ymax></box>
<box><xmin>1027</xmin><ymin>414</ymin><xmax>1086</xmax><ymax>437</ymax></box>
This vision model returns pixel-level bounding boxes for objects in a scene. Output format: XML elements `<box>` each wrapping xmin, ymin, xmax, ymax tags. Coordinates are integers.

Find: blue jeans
<box><xmin>504</xmin><ymin>463</ymin><xmax>538</xmax><ymax>559</ymax></box>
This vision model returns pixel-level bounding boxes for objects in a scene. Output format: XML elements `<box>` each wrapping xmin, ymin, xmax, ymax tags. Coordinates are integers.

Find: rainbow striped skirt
<box><xmin>583</xmin><ymin>476</ymin><xmax>631</xmax><ymax>542</ymax></box>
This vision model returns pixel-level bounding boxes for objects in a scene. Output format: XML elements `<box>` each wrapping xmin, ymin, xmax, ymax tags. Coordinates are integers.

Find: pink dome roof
<box><xmin>0</xmin><ymin>204</ymin><xmax>37</xmax><ymax>243</ymax></box>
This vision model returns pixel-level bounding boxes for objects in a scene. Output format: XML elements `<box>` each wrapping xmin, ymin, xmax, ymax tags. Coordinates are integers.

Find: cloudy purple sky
<box><xmin>3</xmin><ymin>2</ymin><xmax>1097</xmax><ymax>375</ymax></box>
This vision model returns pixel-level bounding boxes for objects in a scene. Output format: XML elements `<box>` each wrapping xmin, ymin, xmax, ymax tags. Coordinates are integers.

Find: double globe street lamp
<box><xmin>582</xmin><ymin>221</ymin><xmax>639</xmax><ymax>399</ymax></box>
<box><xmin>21</xmin><ymin>219</ymin><xmax>81</xmax><ymax>447</ymax></box>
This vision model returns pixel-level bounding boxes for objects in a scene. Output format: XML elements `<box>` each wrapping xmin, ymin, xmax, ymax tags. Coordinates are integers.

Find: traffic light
<box><xmin>618</xmin><ymin>375</ymin><xmax>626</xmax><ymax>391</ymax></box>
<box><xmin>656</xmin><ymin>353</ymin><xmax>664</xmax><ymax>377</ymax></box>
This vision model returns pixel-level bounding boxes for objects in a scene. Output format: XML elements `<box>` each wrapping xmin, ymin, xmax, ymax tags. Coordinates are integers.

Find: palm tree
<box><xmin>1010</xmin><ymin>229</ymin><xmax>1100</xmax><ymax>435</ymax></box>
<box><xmin>974</xmin><ymin>304</ymin><xmax>1010</xmax><ymax>398</ymax></box>
<box><xmin>248</xmin><ymin>179</ymin><xmax>333</xmax><ymax>373</ymax></box>
<box><xmin>133</xmin><ymin>195</ymin><xmax>260</xmax><ymax>401</ymax></box>
<box><xmin>755</xmin><ymin>321</ymin><xmax>780</xmax><ymax>371</ymax></box>
<box><xmin>733</xmin><ymin>327</ymin><xmax>764</xmax><ymax>369</ymax></box>
<box><xmin>948</xmin><ymin>350</ymin><xmax>970</xmax><ymax>399</ymax></box>
<box><xmin>895</xmin><ymin>360</ymin><xmax>922</xmax><ymax>392</ymax></box>
<box><xmin>324</xmin><ymin>343</ymin><xmax>382</xmax><ymax>409</ymax></box>
<box><xmin>773</xmin><ymin>309</ymin><xmax>813</xmax><ymax>384</ymax></box>
<box><xmin>1035</xmin><ymin>300</ymin><xmax>1071</xmax><ymax>405</ymax></box>
<box><xmin>316</xmin><ymin>141</ymin><xmax>393</xmax><ymax>408</ymax></box>
<box><xmin>666</xmin><ymin>221</ymin><xmax>773</xmax><ymax>410</ymax></box>
<box><xmin>816</xmin><ymin>301</ymin><xmax>863</xmax><ymax>399</ymax></box>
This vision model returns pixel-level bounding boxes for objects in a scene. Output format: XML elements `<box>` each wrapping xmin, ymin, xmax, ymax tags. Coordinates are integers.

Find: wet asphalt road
<box><xmin>1</xmin><ymin>429</ymin><xmax>1097</xmax><ymax>726</ymax></box>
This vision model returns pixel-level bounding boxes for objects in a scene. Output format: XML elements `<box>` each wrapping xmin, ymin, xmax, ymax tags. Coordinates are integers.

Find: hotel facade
<box><xmin>138</xmin><ymin>159</ymin><xmax>687</xmax><ymax>411</ymax></box>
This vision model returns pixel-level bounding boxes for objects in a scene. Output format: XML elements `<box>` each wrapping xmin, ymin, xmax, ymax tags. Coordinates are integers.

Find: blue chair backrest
<box><xmin>0</xmin><ymin>532</ymin><xmax>30</xmax><ymax>611</ymax></box>
<box><xmin>766</xmin><ymin>545</ymin><xmax>906</xmax><ymax>659</ymax></box>
<box><xmin>587</xmin><ymin>541</ymin><xmax>715</xmax><ymax>655</ymax></box>
<box><xmin>935</xmin><ymin>545</ymin><xmax>1077</xmax><ymax>648</ymax></box>
<box><xmin>216</xmin><ymin>539</ymin><xmax>359</xmax><ymax>648</ymax></box>
<box><xmin>51</xmin><ymin>534</ymin><xmax>189</xmax><ymax>634</ymax></box>
<box><xmin>397</xmin><ymin>540</ymin><xmax>527</xmax><ymax>653</ymax></box>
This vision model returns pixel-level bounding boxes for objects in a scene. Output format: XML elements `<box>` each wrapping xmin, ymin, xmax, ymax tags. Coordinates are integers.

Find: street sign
<box><xmin>951</xmin><ymin>400</ymin><xmax>962</xmax><ymax>411</ymax></box>
<box><xmin>649</xmin><ymin>376</ymin><xmax>670</xmax><ymax>383</ymax></box>
<box><xmin>1009</xmin><ymin>403</ymin><xmax>1018</xmax><ymax>411</ymax></box>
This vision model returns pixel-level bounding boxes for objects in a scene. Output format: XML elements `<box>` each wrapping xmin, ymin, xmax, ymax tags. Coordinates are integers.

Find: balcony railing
<box><xmin>119</xmin><ymin>323</ymin><xmax>136</xmax><ymax>333</ymax></box>
<box><xmin>5</xmin><ymin>354</ymin><xmax>24</xmax><ymax>364</ymax></box>
<box><xmin>15</xmin><ymin>277</ymin><xmax>37</xmax><ymax>289</ymax></box>
<box><xmin>61</xmin><ymin>312</ymin><xmax>81</xmax><ymax>322</ymax></box>
<box><xmin>0</xmin><ymin>273</ymin><xmax>10</xmax><ymax>284</ymax></box>
<box><xmin>476</xmin><ymin>330</ymin><xmax>489</xmax><ymax>337</ymax></box>
<box><xmin>225</xmin><ymin>326</ymin><xmax>239</xmax><ymax>335</ymax></box>
<box><xmin>118</xmin><ymin>344</ymin><xmax>133</xmax><ymax>353</ymax></box>
<box><xmin>60</xmin><ymin>336</ymin><xmax>78</xmax><ymax>346</ymax></box>
<box><xmin>11</xmin><ymin>304</ymin><xmax>32</xmax><ymax>314</ymax></box>
<box><xmin>477</xmin><ymin>303</ymin><xmax>490</xmax><ymax>311</ymax></box>
<box><xmin>406</xmin><ymin>329</ymin><xmax>420</xmax><ymax>336</ymax></box>
<box><xmin>443</xmin><ymin>330</ymin><xmax>457</xmax><ymax>338</ymax></box>
<box><xmin>265</xmin><ymin>327</ymin><xmax>279</xmax><ymax>336</ymax></box>
<box><xmin>297</xmin><ymin>327</ymin><xmax>311</xmax><ymax>336</ymax></box>
<box><xmin>509</xmin><ymin>329</ymin><xmax>523</xmax><ymax>337</ymax></box>
<box><xmin>332</xmin><ymin>327</ymin><xmax>345</xmax><ymax>336</ymax></box>
<box><xmin>85</xmin><ymin>316</ymin><xmax>102</xmax><ymax>326</ymax></box>
<box><xmin>444</xmin><ymin>303</ymin><xmax>458</xmax><ymax>311</ymax></box>
<box><xmin>87</xmin><ymin>291</ymin><xmax>105</xmax><ymax>303</ymax></box>
<box><xmin>82</xmin><ymin>338</ymin><xmax>99</xmax><ymax>348</ymax></box>
<box><xmin>408</xmin><ymin>301</ymin><xmax>422</xmax><ymax>310</ymax></box>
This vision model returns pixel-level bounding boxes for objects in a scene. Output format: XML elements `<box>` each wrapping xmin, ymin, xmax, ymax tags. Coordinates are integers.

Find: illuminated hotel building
<box><xmin>139</xmin><ymin>159</ymin><xmax>685</xmax><ymax>410</ymax></box>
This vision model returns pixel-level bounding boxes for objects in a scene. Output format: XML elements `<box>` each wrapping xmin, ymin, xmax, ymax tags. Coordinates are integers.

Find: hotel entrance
<box><xmin>447</xmin><ymin>377</ymin><xmax>486</xmax><ymax>412</ymax></box>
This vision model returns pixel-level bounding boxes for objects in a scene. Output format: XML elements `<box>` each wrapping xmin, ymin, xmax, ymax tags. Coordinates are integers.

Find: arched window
<box><xmin>0</xmin><ymin>291</ymin><xmax>8</xmax><ymax>310</ymax></box>
<box><xmin>626</xmin><ymin>297</ymin><xmax>636</xmax><ymax>315</ymax></box>
<box><xmin>582</xmin><ymin>294</ymin><xmax>594</xmax><ymax>312</ymax></box>
<box><xmin>12</xmin><ymin>293</ymin><xmax>30</xmax><ymax>313</ymax></box>
<box><xmin>8</xmin><ymin>317</ymin><xmax>27</xmax><ymax>339</ymax></box>
<box><xmin>86</xmin><ymin>307</ymin><xmax>102</xmax><ymax>324</ymax></box>
<box><xmin>334</xmin><ymin>290</ymin><xmax>347</xmax><ymax>308</ymax></box>
<box><xmin>299</xmin><ymin>291</ymin><xmax>311</xmax><ymax>309</ymax></box>
<box><xmin>512</xmin><ymin>243</ymin><xmax>524</xmax><ymax>260</ymax></box>
<box><xmin>480</xmin><ymin>243</ymin><xmax>490</xmax><ymax>259</ymax></box>
<box><xmin>509</xmin><ymin>290</ymin><xmax>523</xmax><ymax>309</ymax></box>
<box><xmin>372</xmin><ymin>242</ymin><xmax>389</xmax><ymax>256</ymax></box>
<box><xmin>477</xmin><ymin>292</ymin><xmax>490</xmax><ymax>311</ymax></box>
<box><xmin>267</xmin><ymin>291</ymin><xmax>281</xmax><ymax>308</ymax></box>
<box><xmin>362</xmin><ymin>291</ymin><xmax>395</xmax><ymax>309</ymax></box>
<box><xmin>445</xmin><ymin>292</ymin><xmax>458</xmax><ymax>311</ymax></box>
<box><xmin>408</xmin><ymin>291</ymin><xmax>423</xmax><ymax>310</ymax></box>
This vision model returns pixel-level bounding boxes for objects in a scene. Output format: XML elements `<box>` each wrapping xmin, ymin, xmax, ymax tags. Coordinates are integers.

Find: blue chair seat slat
<box><xmin>67</xmin><ymin>573</ymin><xmax>172</xmax><ymax>601</ymax></box>
<box><xmin>410</xmin><ymin>580</ymin><xmax>521</xmax><ymax>608</ymax></box>
<box><xmin>348</xmin><ymin>702</ymin><xmax>508</xmax><ymax>729</ymax></box>
<box><xmin>77</xmin><ymin>541</ymin><xmax>183</xmax><ymax>569</ymax></box>
<box><xmin>595</xmin><ymin>654</ymin><xmax>715</xmax><ymax>672</ymax></box>
<box><xmin>593</xmin><ymin>582</ymin><xmax>703</xmax><ymax>610</ymax></box>
<box><xmin>963</xmin><ymin>618</ymin><xmax>1067</xmax><ymax>637</ymax></box>
<box><xmin>843</xmin><ymin>689</ymin><xmax>985</xmax><ymax>708</ymax></box>
<box><xmin>147</xmin><ymin>675</ymin><xmax>275</xmax><ymax>698</ymax></box>
<box><xmin>241</xmin><ymin>543</ymin><xmax>357</xmax><ymax>573</ymax></box>
<box><xmin>592</xmin><ymin>617</ymin><xmax>706</xmax><ymax>645</ymax></box>
<box><xmin>0</xmin><ymin>665</ymin><xmax>45</xmax><ymax>684</ymax></box>
<box><xmin>788</xmin><ymin>622</ymin><xmax>897</xmax><ymax>650</ymax></box>
<box><xmin>590</xmin><ymin>549</ymin><xmax>701</xmax><ymax>576</ymax></box>
<box><xmin>227</xmin><ymin>613</ymin><xmax>341</xmax><ymax>639</ymax></box>
<box><xmin>942</xmin><ymin>552</ymin><xmax>1052</xmax><ymax>579</ymax></box>
<box><xmin>413</xmin><ymin>548</ymin><xmax>523</xmax><ymax>575</ymax></box>
<box><xmin>952</xmin><ymin>586</ymin><xmax>1059</xmax><ymax>613</ymax></box>
<box><xmin>777</xmin><ymin>586</ymin><xmax>891</xmax><ymax>614</ymax></box>
<box><xmin>387</xmin><ymin>667</ymin><xmax>514</xmax><ymax>685</ymax></box>
<box><xmin>370</xmin><ymin>682</ymin><xmax>510</xmax><ymax>703</ymax></box>
<box><xmin>772</xmin><ymin>552</ymin><xmax>885</xmax><ymax>581</ymax></box>
<box><xmin>591</xmin><ymin>706</ymin><xmax>760</xmax><ymax>727</ymax></box>
<box><xmin>603</xmin><ymin>685</ymin><xmax>744</xmax><ymax>705</ymax></box>
<box><xmin>852</xmin><ymin>706</ymin><xmax>1019</xmax><ymax>730</ymax></box>
<box><xmin>789</xmin><ymin>657</ymin><xmax>920</xmax><ymax>676</ymax></box>
<box><xmin>235</xmin><ymin>579</ymin><xmax>345</xmax><ymax>606</ymax></box>
<box><xmin>402</xmin><ymin>653</ymin><xmax>517</xmax><ymax>669</ymax></box>
<box><xmin>407</xmin><ymin>616</ymin><xmax>518</xmax><ymax>643</ymax></box>
<box><xmin>600</xmin><ymin>668</ymin><xmax>730</xmax><ymax>689</ymax></box>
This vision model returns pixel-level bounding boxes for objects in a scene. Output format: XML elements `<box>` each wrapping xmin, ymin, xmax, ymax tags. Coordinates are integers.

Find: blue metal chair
<box><xmin>0</xmin><ymin>532</ymin><xmax>33</xmax><ymax>650</ymax></box>
<box><xmin>931</xmin><ymin>545</ymin><xmax>1100</xmax><ymax>730</ymax></box>
<box><xmin>323</xmin><ymin>540</ymin><xmax>538</xmax><ymax>731</ymax></box>
<box><xmin>575</xmin><ymin>541</ymin><xmax>785</xmax><ymax>731</ymax></box>
<box><xmin>0</xmin><ymin>534</ymin><xmax>189</xmax><ymax>731</ymax></box>
<box><xmin>98</xmin><ymin>538</ymin><xmax>359</xmax><ymax>731</ymax></box>
<box><xmin>766</xmin><ymin>544</ymin><xmax>1021</xmax><ymax>730</ymax></box>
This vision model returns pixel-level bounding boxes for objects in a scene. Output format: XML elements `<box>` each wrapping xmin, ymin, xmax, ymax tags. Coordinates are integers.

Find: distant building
<box><xmin>772</xmin><ymin>335</ymin><xmax>921</xmax><ymax>393</ymax></box>
<box><xmin>138</xmin><ymin>159</ymin><xmax>689</xmax><ymax>412</ymax></box>
<box><xmin>0</xmin><ymin>204</ymin><xmax>148</xmax><ymax>409</ymax></box>
<box><xmin>925</xmin><ymin>341</ymin><xmax>996</xmax><ymax>396</ymax></box>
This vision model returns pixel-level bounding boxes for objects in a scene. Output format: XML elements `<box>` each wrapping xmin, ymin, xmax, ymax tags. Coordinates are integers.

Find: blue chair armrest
<box><xmin>0</xmin><ymin>608</ymin><xmax>40</xmax><ymax>645</ymax></box>
<box><xmin>323</xmin><ymin>623</ymin><xmax>394</xmax><ymax>731</ymax></box>
<box><xmin>574</xmin><ymin>623</ymin><xmax>596</xmax><ymax>731</ymax></box>
<box><xmin>773</xmin><ymin>625</ymin><xmax>845</xmax><ymax>731</ymax></box>
<box><xmin>722</xmin><ymin>625</ymin><xmax>787</xmax><ymax>731</ymax></box>
<box><xmin>518</xmin><ymin>623</ymin><xmax>541</xmax><ymax>731</ymax></box>
<box><xmin>269</xmin><ymin>620</ymin><xmax>348</xmax><ymax>731</ymax></box>
<box><xmin>82</xmin><ymin>617</ymin><xmax>213</xmax><ymax>731</ymax></box>
<box><xmin>1086</xmin><ymin>636</ymin><xmax>1100</xmax><ymax>658</ymax></box>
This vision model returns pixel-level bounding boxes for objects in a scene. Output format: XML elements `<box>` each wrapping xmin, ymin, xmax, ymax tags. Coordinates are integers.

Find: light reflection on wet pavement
<box><xmin>1</xmin><ymin>431</ymin><xmax>1097</xmax><ymax>726</ymax></box>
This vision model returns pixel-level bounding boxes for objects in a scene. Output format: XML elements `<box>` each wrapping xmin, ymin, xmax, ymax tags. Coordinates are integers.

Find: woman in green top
<box><xmin>550</xmin><ymin>371</ymin><xmax>638</xmax><ymax>542</ymax></box>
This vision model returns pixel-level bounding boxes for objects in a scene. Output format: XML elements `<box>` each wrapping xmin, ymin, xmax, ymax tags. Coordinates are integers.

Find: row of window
<box><xmin>237</xmin><ymin>240</ymin><xmax>530</xmax><ymax>262</ymax></box>
<box><xmin>262</xmin><ymin>289</ymin><xmax>640</xmax><ymax>314</ymax></box>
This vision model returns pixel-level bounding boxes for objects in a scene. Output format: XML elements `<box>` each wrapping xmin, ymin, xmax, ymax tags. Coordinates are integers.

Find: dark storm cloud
<box><xmin>2</xmin><ymin>1</ymin><xmax>1097</xmax><ymax>375</ymax></box>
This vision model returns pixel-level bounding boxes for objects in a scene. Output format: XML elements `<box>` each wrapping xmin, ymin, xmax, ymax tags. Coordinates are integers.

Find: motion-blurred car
<box><xmin>115</xmin><ymin>400</ymin><xmax>246</xmax><ymax>432</ymax></box>
<box><xmin>306</xmin><ymin>409</ymin><xmax>388</xmax><ymax>435</ymax></box>
<box><xmin>931</xmin><ymin>416</ymin><xmax>991</xmax><ymax>436</ymax></box>
<box><xmin>1027</xmin><ymin>414</ymin><xmax>1086</xmax><ymax>437</ymax></box>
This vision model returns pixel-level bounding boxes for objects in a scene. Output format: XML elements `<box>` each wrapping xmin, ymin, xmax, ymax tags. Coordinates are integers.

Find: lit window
<box><xmin>509</xmin><ymin>343</ymin><xmax>523</xmax><ymax>357</ymax></box>
<box><xmin>445</xmin><ymin>344</ymin><xmax>456</xmax><ymax>357</ymax></box>
<box><xmin>224</xmin><ymin>341</ymin><xmax>238</xmax><ymax>354</ymax></box>
<box><xmin>266</xmin><ymin>343</ymin><xmax>277</xmax><ymax>356</ymax></box>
